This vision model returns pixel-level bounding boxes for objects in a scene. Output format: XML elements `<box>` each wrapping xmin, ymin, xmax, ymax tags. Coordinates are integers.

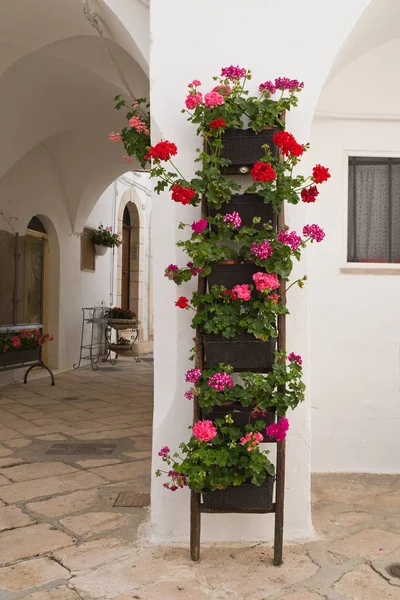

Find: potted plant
<box><xmin>110</xmin><ymin>96</ymin><xmax>150</xmax><ymax>168</ymax></box>
<box><xmin>108</xmin><ymin>336</ymin><xmax>132</xmax><ymax>354</ymax></box>
<box><xmin>156</xmin><ymin>416</ymin><xmax>275</xmax><ymax>511</ymax></box>
<box><xmin>105</xmin><ymin>307</ymin><xmax>138</xmax><ymax>330</ymax></box>
<box><xmin>0</xmin><ymin>329</ymin><xmax>54</xmax><ymax>368</ymax></box>
<box><xmin>92</xmin><ymin>224</ymin><xmax>122</xmax><ymax>256</ymax></box>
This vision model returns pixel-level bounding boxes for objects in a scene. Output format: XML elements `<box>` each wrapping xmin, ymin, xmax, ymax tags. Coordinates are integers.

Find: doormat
<box><xmin>46</xmin><ymin>443</ymin><xmax>117</xmax><ymax>456</ymax></box>
<box><xmin>113</xmin><ymin>491</ymin><xmax>150</xmax><ymax>507</ymax></box>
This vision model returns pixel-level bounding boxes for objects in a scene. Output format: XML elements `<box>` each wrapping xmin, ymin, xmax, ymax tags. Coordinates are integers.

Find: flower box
<box><xmin>201</xmin><ymin>477</ymin><xmax>275</xmax><ymax>512</ymax></box>
<box><xmin>108</xmin><ymin>343</ymin><xmax>132</xmax><ymax>353</ymax></box>
<box><xmin>0</xmin><ymin>348</ymin><xmax>40</xmax><ymax>368</ymax></box>
<box><xmin>221</xmin><ymin>128</ymin><xmax>279</xmax><ymax>173</ymax></box>
<box><xmin>202</xmin><ymin>403</ymin><xmax>275</xmax><ymax>435</ymax></box>
<box><xmin>207</xmin><ymin>261</ymin><xmax>259</xmax><ymax>289</ymax></box>
<box><xmin>108</xmin><ymin>319</ymin><xmax>137</xmax><ymax>331</ymax></box>
<box><xmin>94</xmin><ymin>244</ymin><xmax>108</xmax><ymax>256</ymax></box>
<box><xmin>203</xmin><ymin>334</ymin><xmax>275</xmax><ymax>372</ymax></box>
<box><xmin>208</xmin><ymin>194</ymin><xmax>277</xmax><ymax>229</ymax></box>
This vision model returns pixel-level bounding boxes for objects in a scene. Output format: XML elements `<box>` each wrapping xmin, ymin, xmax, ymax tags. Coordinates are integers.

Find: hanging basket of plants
<box><xmin>94</xmin><ymin>244</ymin><xmax>108</xmax><ymax>256</ymax></box>
<box><xmin>202</xmin><ymin>477</ymin><xmax>275</xmax><ymax>512</ymax></box>
<box><xmin>92</xmin><ymin>224</ymin><xmax>122</xmax><ymax>256</ymax></box>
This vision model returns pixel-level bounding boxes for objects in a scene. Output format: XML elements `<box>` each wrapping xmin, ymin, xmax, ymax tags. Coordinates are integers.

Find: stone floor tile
<box><xmin>72</xmin><ymin>428</ymin><xmax>136</xmax><ymax>440</ymax></box>
<box><xmin>14</xmin><ymin>424</ymin><xmax>67</xmax><ymax>436</ymax></box>
<box><xmin>4</xmin><ymin>437</ymin><xmax>32</xmax><ymax>448</ymax></box>
<box><xmin>285</xmin><ymin>593</ymin><xmax>325</xmax><ymax>600</ymax></box>
<box><xmin>0</xmin><ymin>523</ymin><xmax>74</xmax><ymax>564</ymax></box>
<box><xmin>0</xmin><ymin>446</ymin><xmax>13</xmax><ymax>456</ymax></box>
<box><xmin>90</xmin><ymin>461</ymin><xmax>149</xmax><ymax>482</ymax></box>
<box><xmin>332</xmin><ymin>527</ymin><xmax>400</xmax><ymax>559</ymax></box>
<box><xmin>133</xmin><ymin>437</ymin><xmax>152</xmax><ymax>451</ymax></box>
<box><xmin>334</xmin><ymin>564</ymin><xmax>400</xmax><ymax>599</ymax></box>
<box><xmin>26</xmin><ymin>488</ymin><xmax>100</xmax><ymax>518</ymax></box>
<box><xmin>2</xmin><ymin>461</ymin><xmax>78</xmax><ymax>482</ymax></box>
<box><xmin>53</xmin><ymin>537</ymin><xmax>133</xmax><ymax>572</ymax></box>
<box><xmin>60</xmin><ymin>512</ymin><xmax>134</xmax><ymax>536</ymax></box>
<box><xmin>18</xmin><ymin>397</ymin><xmax>62</xmax><ymax>406</ymax></box>
<box><xmin>24</xmin><ymin>586</ymin><xmax>81</xmax><ymax>600</ymax></box>
<box><xmin>76</xmin><ymin>459</ymin><xmax>121</xmax><ymax>468</ymax></box>
<box><xmin>0</xmin><ymin>505</ymin><xmax>36</xmax><ymax>530</ymax></box>
<box><xmin>0</xmin><ymin>472</ymin><xmax>105</xmax><ymax>503</ymax></box>
<box><xmin>122</xmin><ymin>451</ymin><xmax>152</xmax><ymax>460</ymax></box>
<box><xmin>0</xmin><ymin>426</ymin><xmax>22</xmax><ymax>440</ymax></box>
<box><xmin>35</xmin><ymin>433</ymin><xmax>67</xmax><ymax>441</ymax></box>
<box><xmin>0</xmin><ymin>473</ymin><xmax>11</xmax><ymax>486</ymax></box>
<box><xmin>0</xmin><ymin>557</ymin><xmax>70</xmax><ymax>591</ymax></box>
<box><xmin>0</xmin><ymin>457</ymin><xmax>24</xmax><ymax>468</ymax></box>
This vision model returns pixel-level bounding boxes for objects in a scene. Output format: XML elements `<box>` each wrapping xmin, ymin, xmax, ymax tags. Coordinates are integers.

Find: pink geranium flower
<box><xmin>288</xmin><ymin>352</ymin><xmax>302</xmax><ymax>365</ymax></box>
<box><xmin>185</xmin><ymin>368</ymin><xmax>202</xmax><ymax>383</ymax></box>
<box><xmin>223</xmin><ymin>212</ymin><xmax>242</xmax><ymax>228</ymax></box>
<box><xmin>232</xmin><ymin>284</ymin><xmax>251</xmax><ymax>301</ymax></box>
<box><xmin>253</xmin><ymin>272</ymin><xmax>279</xmax><ymax>292</ymax></box>
<box><xmin>204</xmin><ymin>91</ymin><xmax>224</xmax><ymax>108</ymax></box>
<box><xmin>208</xmin><ymin>372</ymin><xmax>233</xmax><ymax>392</ymax></box>
<box><xmin>185</xmin><ymin>92</ymin><xmax>203</xmax><ymax>110</ymax></box>
<box><xmin>192</xmin><ymin>420</ymin><xmax>217</xmax><ymax>442</ymax></box>
<box><xmin>191</xmin><ymin>219</ymin><xmax>208</xmax><ymax>234</ymax></box>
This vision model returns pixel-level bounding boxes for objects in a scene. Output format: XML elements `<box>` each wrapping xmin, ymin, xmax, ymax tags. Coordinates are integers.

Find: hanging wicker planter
<box><xmin>203</xmin><ymin>334</ymin><xmax>275</xmax><ymax>372</ymax></box>
<box><xmin>208</xmin><ymin>194</ymin><xmax>277</xmax><ymax>229</ymax></box>
<box><xmin>201</xmin><ymin>477</ymin><xmax>275</xmax><ymax>512</ymax></box>
<box><xmin>207</xmin><ymin>261</ymin><xmax>259</xmax><ymax>289</ymax></box>
<box><xmin>202</xmin><ymin>403</ymin><xmax>275</xmax><ymax>434</ymax></box>
<box><xmin>221</xmin><ymin>128</ymin><xmax>279</xmax><ymax>174</ymax></box>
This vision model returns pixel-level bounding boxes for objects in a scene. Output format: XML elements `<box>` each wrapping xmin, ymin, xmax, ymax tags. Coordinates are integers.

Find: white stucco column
<box><xmin>148</xmin><ymin>0</ymin><xmax>372</xmax><ymax>542</ymax></box>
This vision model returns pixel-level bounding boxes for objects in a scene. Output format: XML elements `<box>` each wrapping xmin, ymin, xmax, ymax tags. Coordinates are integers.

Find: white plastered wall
<box><xmin>149</xmin><ymin>0</ymin><xmax>373</xmax><ymax>542</ymax></box>
<box><xmin>310</xmin><ymin>36</ymin><xmax>400</xmax><ymax>473</ymax></box>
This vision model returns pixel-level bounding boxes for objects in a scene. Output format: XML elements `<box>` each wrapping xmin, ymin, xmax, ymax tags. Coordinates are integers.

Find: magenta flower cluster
<box><xmin>259</xmin><ymin>77</ymin><xmax>304</xmax><ymax>94</ymax></box>
<box><xmin>158</xmin><ymin>446</ymin><xmax>170</xmax><ymax>459</ymax></box>
<box><xmin>288</xmin><ymin>352</ymin><xmax>303</xmax><ymax>365</ymax></box>
<box><xmin>163</xmin><ymin>470</ymin><xmax>188</xmax><ymax>491</ymax></box>
<box><xmin>265</xmin><ymin>417</ymin><xmax>290</xmax><ymax>442</ymax></box>
<box><xmin>221</xmin><ymin>65</ymin><xmax>247</xmax><ymax>80</ymax></box>
<box><xmin>223</xmin><ymin>211</ymin><xmax>242</xmax><ymax>228</ymax></box>
<box><xmin>185</xmin><ymin>368</ymin><xmax>202</xmax><ymax>383</ymax></box>
<box><xmin>277</xmin><ymin>228</ymin><xmax>302</xmax><ymax>251</ymax></box>
<box><xmin>250</xmin><ymin>240</ymin><xmax>273</xmax><ymax>260</ymax></box>
<box><xmin>208</xmin><ymin>372</ymin><xmax>234</xmax><ymax>392</ymax></box>
<box><xmin>192</xmin><ymin>219</ymin><xmax>208</xmax><ymax>234</ymax></box>
<box><xmin>303</xmin><ymin>224</ymin><xmax>325</xmax><ymax>243</ymax></box>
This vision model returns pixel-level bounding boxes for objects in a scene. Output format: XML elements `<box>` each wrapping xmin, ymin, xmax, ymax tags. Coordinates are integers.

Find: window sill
<box><xmin>341</xmin><ymin>263</ymin><xmax>400</xmax><ymax>275</ymax></box>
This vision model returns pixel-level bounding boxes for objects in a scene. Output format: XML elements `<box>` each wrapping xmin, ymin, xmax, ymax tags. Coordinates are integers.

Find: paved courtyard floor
<box><xmin>0</xmin><ymin>359</ymin><xmax>399</xmax><ymax>599</ymax></box>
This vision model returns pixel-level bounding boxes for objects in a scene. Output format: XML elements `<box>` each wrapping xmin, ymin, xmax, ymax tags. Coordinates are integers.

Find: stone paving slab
<box><xmin>0</xmin><ymin>557</ymin><xmax>70</xmax><ymax>592</ymax></box>
<box><xmin>0</xmin><ymin>523</ymin><xmax>74</xmax><ymax>564</ymax></box>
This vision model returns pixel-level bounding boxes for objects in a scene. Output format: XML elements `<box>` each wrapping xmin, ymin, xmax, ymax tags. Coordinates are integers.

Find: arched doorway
<box><xmin>119</xmin><ymin>201</ymin><xmax>140</xmax><ymax>321</ymax></box>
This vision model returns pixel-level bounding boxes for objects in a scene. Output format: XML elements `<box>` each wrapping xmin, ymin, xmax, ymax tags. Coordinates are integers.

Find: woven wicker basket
<box><xmin>202</xmin><ymin>403</ymin><xmax>275</xmax><ymax>435</ymax></box>
<box><xmin>208</xmin><ymin>194</ymin><xmax>277</xmax><ymax>229</ymax></box>
<box><xmin>207</xmin><ymin>261</ymin><xmax>259</xmax><ymax>289</ymax></box>
<box><xmin>201</xmin><ymin>477</ymin><xmax>275</xmax><ymax>511</ymax></box>
<box><xmin>203</xmin><ymin>334</ymin><xmax>275</xmax><ymax>372</ymax></box>
<box><xmin>221</xmin><ymin>128</ymin><xmax>278</xmax><ymax>168</ymax></box>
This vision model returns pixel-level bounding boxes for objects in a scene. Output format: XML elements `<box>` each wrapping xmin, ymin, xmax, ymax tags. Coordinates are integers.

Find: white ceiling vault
<box><xmin>0</xmin><ymin>0</ymin><xmax>149</xmax><ymax>233</ymax></box>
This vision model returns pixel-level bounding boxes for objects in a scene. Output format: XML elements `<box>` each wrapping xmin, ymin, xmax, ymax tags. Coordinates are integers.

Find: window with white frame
<box><xmin>348</xmin><ymin>157</ymin><xmax>400</xmax><ymax>263</ymax></box>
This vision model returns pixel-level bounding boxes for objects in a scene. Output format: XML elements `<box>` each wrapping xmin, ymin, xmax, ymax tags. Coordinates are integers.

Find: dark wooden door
<box><xmin>121</xmin><ymin>225</ymin><xmax>131</xmax><ymax>310</ymax></box>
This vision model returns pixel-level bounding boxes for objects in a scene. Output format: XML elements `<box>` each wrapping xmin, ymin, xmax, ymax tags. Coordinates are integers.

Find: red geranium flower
<box><xmin>301</xmin><ymin>185</ymin><xmax>319</xmax><ymax>203</ymax></box>
<box><xmin>312</xmin><ymin>164</ymin><xmax>331</xmax><ymax>184</ymax></box>
<box><xmin>144</xmin><ymin>140</ymin><xmax>178</xmax><ymax>162</ymax></box>
<box><xmin>250</xmin><ymin>161</ymin><xmax>277</xmax><ymax>182</ymax></box>
<box><xmin>171</xmin><ymin>184</ymin><xmax>196</xmax><ymax>205</ymax></box>
<box><xmin>209</xmin><ymin>118</ymin><xmax>227</xmax><ymax>130</ymax></box>
<box><xmin>175</xmin><ymin>296</ymin><xmax>189</xmax><ymax>309</ymax></box>
<box><xmin>272</xmin><ymin>131</ymin><xmax>304</xmax><ymax>157</ymax></box>
<box><xmin>11</xmin><ymin>336</ymin><xmax>21</xmax><ymax>348</ymax></box>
